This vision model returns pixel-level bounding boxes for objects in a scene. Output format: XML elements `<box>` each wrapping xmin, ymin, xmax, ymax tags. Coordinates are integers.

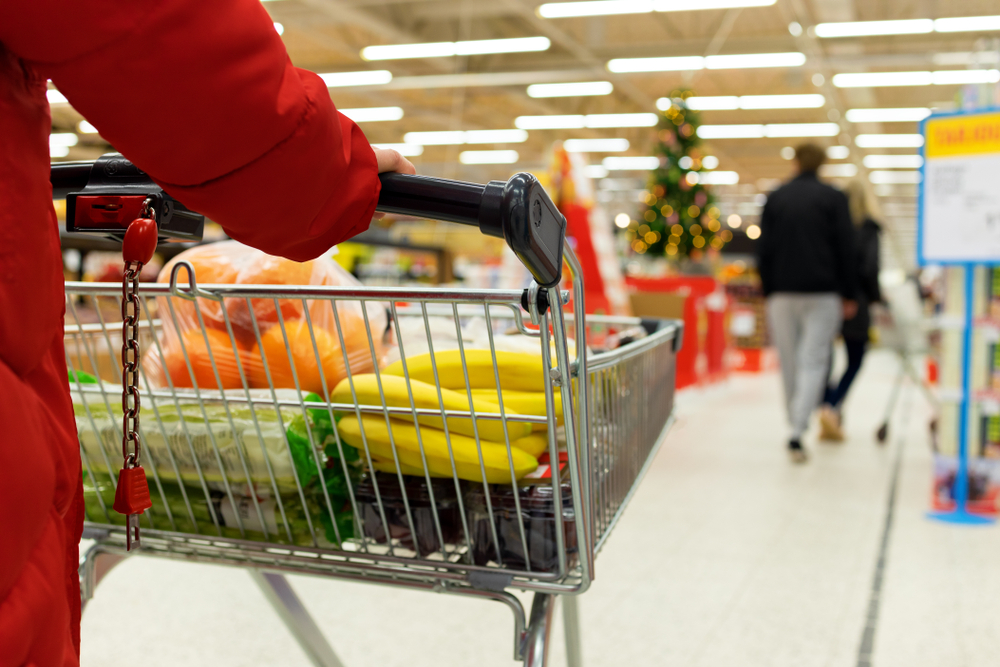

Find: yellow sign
<box><xmin>925</xmin><ymin>112</ymin><xmax>1000</xmax><ymax>158</ymax></box>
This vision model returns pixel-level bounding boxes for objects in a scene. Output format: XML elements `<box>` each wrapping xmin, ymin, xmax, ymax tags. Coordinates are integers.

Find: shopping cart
<box><xmin>56</xmin><ymin>158</ymin><xmax>681</xmax><ymax>666</ymax></box>
<box><xmin>874</xmin><ymin>277</ymin><xmax>939</xmax><ymax>443</ymax></box>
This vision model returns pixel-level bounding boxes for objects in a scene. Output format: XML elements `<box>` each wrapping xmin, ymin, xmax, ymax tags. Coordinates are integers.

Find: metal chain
<box><xmin>120</xmin><ymin>198</ymin><xmax>153</xmax><ymax>469</ymax></box>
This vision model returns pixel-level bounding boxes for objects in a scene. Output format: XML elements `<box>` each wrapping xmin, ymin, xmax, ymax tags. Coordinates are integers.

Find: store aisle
<box><xmin>81</xmin><ymin>350</ymin><xmax>1000</xmax><ymax>667</ymax></box>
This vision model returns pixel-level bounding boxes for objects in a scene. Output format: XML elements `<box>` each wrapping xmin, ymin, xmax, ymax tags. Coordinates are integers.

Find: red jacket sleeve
<box><xmin>0</xmin><ymin>0</ymin><xmax>380</xmax><ymax>261</ymax></box>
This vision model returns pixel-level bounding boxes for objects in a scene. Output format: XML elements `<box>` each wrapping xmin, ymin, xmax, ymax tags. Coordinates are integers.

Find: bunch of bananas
<box><xmin>331</xmin><ymin>350</ymin><xmax>564</xmax><ymax>484</ymax></box>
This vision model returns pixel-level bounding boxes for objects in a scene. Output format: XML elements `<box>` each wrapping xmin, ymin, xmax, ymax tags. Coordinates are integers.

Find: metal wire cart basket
<box><xmin>59</xmin><ymin>160</ymin><xmax>680</xmax><ymax>666</ymax></box>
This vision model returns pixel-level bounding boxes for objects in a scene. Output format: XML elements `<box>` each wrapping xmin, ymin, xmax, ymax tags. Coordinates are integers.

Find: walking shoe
<box><xmin>788</xmin><ymin>439</ymin><xmax>808</xmax><ymax>463</ymax></box>
<box><xmin>819</xmin><ymin>406</ymin><xmax>844</xmax><ymax>442</ymax></box>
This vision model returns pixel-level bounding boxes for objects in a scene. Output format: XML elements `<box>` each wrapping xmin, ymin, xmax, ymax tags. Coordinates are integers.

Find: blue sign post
<box><xmin>918</xmin><ymin>108</ymin><xmax>1000</xmax><ymax>525</ymax></box>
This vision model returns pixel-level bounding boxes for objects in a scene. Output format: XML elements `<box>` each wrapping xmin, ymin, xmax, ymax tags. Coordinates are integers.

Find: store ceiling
<box><xmin>50</xmin><ymin>0</ymin><xmax>1000</xmax><ymax>269</ymax></box>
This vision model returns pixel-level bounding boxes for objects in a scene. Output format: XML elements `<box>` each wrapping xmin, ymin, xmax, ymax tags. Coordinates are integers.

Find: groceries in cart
<box><xmin>145</xmin><ymin>240</ymin><xmax>385</xmax><ymax>393</ymax></box>
<box><xmin>69</xmin><ymin>240</ymin><xmax>585</xmax><ymax>562</ymax></box>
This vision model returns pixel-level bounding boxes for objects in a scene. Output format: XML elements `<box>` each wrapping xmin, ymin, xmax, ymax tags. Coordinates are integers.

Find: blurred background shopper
<box><xmin>757</xmin><ymin>143</ymin><xmax>858</xmax><ymax>462</ymax></box>
<box><xmin>819</xmin><ymin>180</ymin><xmax>883</xmax><ymax>441</ymax></box>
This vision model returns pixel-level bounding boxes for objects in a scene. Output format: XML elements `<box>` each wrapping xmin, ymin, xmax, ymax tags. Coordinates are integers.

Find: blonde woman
<box><xmin>819</xmin><ymin>180</ymin><xmax>882</xmax><ymax>440</ymax></box>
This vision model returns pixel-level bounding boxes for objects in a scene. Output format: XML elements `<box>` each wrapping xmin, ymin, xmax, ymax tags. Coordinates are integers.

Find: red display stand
<box><xmin>626</xmin><ymin>275</ymin><xmax>729</xmax><ymax>389</ymax></box>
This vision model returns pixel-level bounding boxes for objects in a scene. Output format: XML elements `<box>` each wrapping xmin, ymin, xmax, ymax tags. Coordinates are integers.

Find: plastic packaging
<box><xmin>465</xmin><ymin>473</ymin><xmax>577</xmax><ymax>572</ymax></box>
<box><xmin>354</xmin><ymin>472</ymin><xmax>463</xmax><ymax>556</ymax></box>
<box><xmin>146</xmin><ymin>241</ymin><xmax>386</xmax><ymax>394</ymax></box>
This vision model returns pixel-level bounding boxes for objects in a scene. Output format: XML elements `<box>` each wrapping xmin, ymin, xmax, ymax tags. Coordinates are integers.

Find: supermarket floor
<box><xmin>80</xmin><ymin>349</ymin><xmax>1000</xmax><ymax>667</ymax></box>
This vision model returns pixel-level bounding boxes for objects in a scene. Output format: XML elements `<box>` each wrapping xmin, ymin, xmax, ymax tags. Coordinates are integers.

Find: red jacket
<box><xmin>0</xmin><ymin>1</ymin><xmax>380</xmax><ymax>663</ymax></box>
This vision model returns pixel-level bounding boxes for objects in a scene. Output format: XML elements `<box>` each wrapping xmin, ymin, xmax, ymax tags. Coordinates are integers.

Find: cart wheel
<box><xmin>876</xmin><ymin>423</ymin><xmax>889</xmax><ymax>444</ymax></box>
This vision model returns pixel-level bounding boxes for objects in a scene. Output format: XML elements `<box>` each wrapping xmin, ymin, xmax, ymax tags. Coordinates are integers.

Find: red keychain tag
<box><xmin>113</xmin><ymin>466</ymin><xmax>153</xmax><ymax>515</ymax></box>
<box><xmin>114</xmin><ymin>201</ymin><xmax>158</xmax><ymax>551</ymax></box>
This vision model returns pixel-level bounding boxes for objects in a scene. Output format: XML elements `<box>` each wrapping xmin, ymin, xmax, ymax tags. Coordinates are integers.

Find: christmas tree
<box><xmin>626</xmin><ymin>90</ymin><xmax>731</xmax><ymax>259</ymax></box>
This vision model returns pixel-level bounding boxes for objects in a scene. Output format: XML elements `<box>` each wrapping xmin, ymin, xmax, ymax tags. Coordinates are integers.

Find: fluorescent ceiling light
<box><xmin>339</xmin><ymin>106</ymin><xmax>404</xmax><ymax>122</ymax></box>
<box><xmin>845</xmin><ymin>107</ymin><xmax>931</xmax><ymax>123</ymax></box>
<box><xmin>537</xmin><ymin>0</ymin><xmax>774</xmax><ymax>18</ymax></box>
<box><xmin>863</xmin><ymin>155</ymin><xmax>923</xmax><ymax>169</ymax></box>
<box><xmin>402</xmin><ymin>130</ymin><xmax>528</xmax><ymax>145</ymax></box>
<box><xmin>819</xmin><ymin>163</ymin><xmax>858</xmax><ymax>178</ymax></box>
<box><xmin>50</xmin><ymin>133</ymin><xmax>78</xmax><ymax>148</ymax></box>
<box><xmin>698</xmin><ymin>124</ymin><xmax>765</xmax><ymax>138</ymax></box>
<box><xmin>539</xmin><ymin>1</ymin><xmax>655</xmax><ymax>18</ymax></box>
<box><xmin>764</xmin><ymin>123</ymin><xmax>839</xmax><ymax>137</ymax></box>
<box><xmin>698</xmin><ymin>123</ymin><xmax>839</xmax><ymax>138</ymax></box>
<box><xmin>586</xmin><ymin>165</ymin><xmax>610</xmax><ymax>178</ymax></box>
<box><xmin>833</xmin><ymin>71</ymin><xmax>932</xmax><ymax>87</ymax></box>
<box><xmin>738</xmin><ymin>94</ymin><xmax>825</xmax><ymax>109</ymax></box>
<box><xmin>699</xmin><ymin>171</ymin><xmax>740</xmax><ymax>185</ymax></box>
<box><xmin>932</xmin><ymin>69</ymin><xmax>1000</xmax><ymax>84</ymax></box>
<box><xmin>362</xmin><ymin>37</ymin><xmax>550</xmax><ymax>61</ymax></box>
<box><xmin>855</xmin><ymin>134</ymin><xmax>924</xmax><ymax>148</ymax></box>
<box><xmin>585</xmin><ymin>113</ymin><xmax>658</xmax><ymax>127</ymax></box>
<box><xmin>47</xmin><ymin>89</ymin><xmax>68</xmax><ymax>105</ymax></box>
<box><xmin>515</xmin><ymin>115</ymin><xmax>585</xmax><ymax>129</ymax></box>
<box><xmin>608</xmin><ymin>56</ymin><xmax>704</xmax><ymax>73</ymax></box>
<box><xmin>459</xmin><ymin>150</ymin><xmax>519</xmax><ymax>164</ymax></box>
<box><xmin>273</xmin><ymin>22</ymin><xmax>284</xmax><ymax>35</ymax></box>
<box><xmin>78</xmin><ymin>120</ymin><xmax>98</xmax><ymax>134</ymax></box>
<box><xmin>655</xmin><ymin>0</ymin><xmax>775</xmax><ymax>10</ymax></box>
<box><xmin>869</xmin><ymin>170</ymin><xmax>922</xmax><ymax>184</ymax></box>
<box><xmin>50</xmin><ymin>145</ymin><xmax>70</xmax><ymax>158</ymax></box>
<box><xmin>318</xmin><ymin>70</ymin><xmax>393</xmax><ymax>87</ymax></box>
<box><xmin>563</xmin><ymin>138</ymin><xmax>630</xmax><ymax>152</ymax></box>
<box><xmin>827</xmin><ymin>146</ymin><xmax>850</xmax><ymax>160</ymax></box>
<box><xmin>833</xmin><ymin>69</ymin><xmax>1000</xmax><ymax>88</ymax></box>
<box><xmin>464</xmin><ymin>129</ymin><xmax>529</xmax><ymax>143</ymax></box>
<box><xmin>515</xmin><ymin>114</ymin><xmax>655</xmax><ymax>129</ymax></box>
<box><xmin>679</xmin><ymin>94</ymin><xmax>824</xmax><ymax>110</ymax></box>
<box><xmin>705</xmin><ymin>52</ymin><xmax>806</xmax><ymax>69</ymax></box>
<box><xmin>934</xmin><ymin>16</ymin><xmax>1000</xmax><ymax>33</ymax></box>
<box><xmin>404</xmin><ymin>131</ymin><xmax>465</xmax><ymax>145</ymax></box>
<box><xmin>603</xmin><ymin>156</ymin><xmax>660</xmax><ymax>170</ymax></box>
<box><xmin>373</xmin><ymin>143</ymin><xmax>424</xmax><ymax>157</ymax></box>
<box><xmin>814</xmin><ymin>19</ymin><xmax>933</xmax><ymax>38</ymax></box>
<box><xmin>681</xmin><ymin>96</ymin><xmax>739</xmax><ymax>110</ymax></box>
<box><xmin>527</xmin><ymin>81</ymin><xmax>613</xmax><ymax>97</ymax></box>
<box><xmin>609</xmin><ymin>52</ymin><xmax>803</xmax><ymax>73</ymax></box>
<box><xmin>702</xmin><ymin>155</ymin><xmax>719</xmax><ymax>169</ymax></box>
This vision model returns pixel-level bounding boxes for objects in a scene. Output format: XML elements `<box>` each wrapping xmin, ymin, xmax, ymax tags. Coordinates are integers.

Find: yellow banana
<box><xmin>371</xmin><ymin>458</ymin><xmax>449</xmax><ymax>478</ymax></box>
<box><xmin>338</xmin><ymin>415</ymin><xmax>537</xmax><ymax>483</ymax></box>
<box><xmin>509</xmin><ymin>433</ymin><xmax>549</xmax><ymax>458</ymax></box>
<box><xmin>382</xmin><ymin>349</ymin><xmax>547</xmax><ymax>392</ymax></box>
<box><xmin>331</xmin><ymin>374</ymin><xmax>532</xmax><ymax>441</ymax></box>
<box><xmin>469</xmin><ymin>388</ymin><xmax>563</xmax><ymax>431</ymax></box>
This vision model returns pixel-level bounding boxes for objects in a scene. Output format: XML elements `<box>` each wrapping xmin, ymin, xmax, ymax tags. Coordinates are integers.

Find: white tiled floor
<box><xmin>80</xmin><ymin>350</ymin><xmax>1000</xmax><ymax>666</ymax></box>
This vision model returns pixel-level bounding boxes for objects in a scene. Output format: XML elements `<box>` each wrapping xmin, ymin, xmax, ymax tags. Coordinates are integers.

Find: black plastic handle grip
<box><xmin>376</xmin><ymin>172</ymin><xmax>566</xmax><ymax>287</ymax></box>
<box><xmin>53</xmin><ymin>157</ymin><xmax>567</xmax><ymax>287</ymax></box>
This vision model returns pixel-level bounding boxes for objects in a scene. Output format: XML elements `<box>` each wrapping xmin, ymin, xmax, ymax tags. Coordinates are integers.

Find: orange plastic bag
<box><xmin>146</xmin><ymin>241</ymin><xmax>385</xmax><ymax>394</ymax></box>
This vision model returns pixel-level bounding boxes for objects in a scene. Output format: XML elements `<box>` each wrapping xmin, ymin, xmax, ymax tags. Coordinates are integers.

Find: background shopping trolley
<box><xmin>55</xmin><ymin>157</ymin><xmax>681</xmax><ymax>666</ymax></box>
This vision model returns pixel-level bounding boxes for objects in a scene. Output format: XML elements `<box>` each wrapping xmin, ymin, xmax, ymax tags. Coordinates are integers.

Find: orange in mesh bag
<box><xmin>250</xmin><ymin>314</ymin><xmax>377</xmax><ymax>394</ymax></box>
<box><xmin>148</xmin><ymin>241</ymin><xmax>385</xmax><ymax>393</ymax></box>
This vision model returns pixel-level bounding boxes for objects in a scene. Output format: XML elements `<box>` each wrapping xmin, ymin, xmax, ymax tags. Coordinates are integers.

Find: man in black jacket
<box><xmin>757</xmin><ymin>143</ymin><xmax>858</xmax><ymax>462</ymax></box>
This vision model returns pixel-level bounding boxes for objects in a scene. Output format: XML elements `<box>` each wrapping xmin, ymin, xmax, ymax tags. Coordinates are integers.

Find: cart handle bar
<box><xmin>52</xmin><ymin>157</ymin><xmax>566</xmax><ymax>288</ymax></box>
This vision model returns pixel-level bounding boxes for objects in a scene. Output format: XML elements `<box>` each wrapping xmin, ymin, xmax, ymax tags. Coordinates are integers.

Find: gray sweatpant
<box><xmin>766</xmin><ymin>293</ymin><xmax>842</xmax><ymax>440</ymax></box>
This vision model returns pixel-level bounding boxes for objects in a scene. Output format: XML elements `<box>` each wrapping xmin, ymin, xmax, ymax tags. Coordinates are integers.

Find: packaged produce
<box><xmin>466</xmin><ymin>468</ymin><xmax>577</xmax><ymax>573</ymax></box>
<box><xmin>336</xmin><ymin>414</ymin><xmax>538</xmax><ymax>483</ymax></box>
<box><xmin>330</xmin><ymin>374</ymin><xmax>533</xmax><ymax>442</ymax></box>
<box><xmin>147</xmin><ymin>241</ymin><xmax>385</xmax><ymax>394</ymax></box>
<box><xmin>354</xmin><ymin>472</ymin><xmax>463</xmax><ymax>556</ymax></box>
<box><xmin>74</xmin><ymin>384</ymin><xmax>358</xmax><ymax>546</ymax></box>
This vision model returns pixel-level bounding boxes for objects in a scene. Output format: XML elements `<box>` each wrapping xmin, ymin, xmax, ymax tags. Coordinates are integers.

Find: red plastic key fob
<box><xmin>113</xmin><ymin>466</ymin><xmax>152</xmax><ymax>515</ymax></box>
<box><xmin>122</xmin><ymin>217</ymin><xmax>158</xmax><ymax>265</ymax></box>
